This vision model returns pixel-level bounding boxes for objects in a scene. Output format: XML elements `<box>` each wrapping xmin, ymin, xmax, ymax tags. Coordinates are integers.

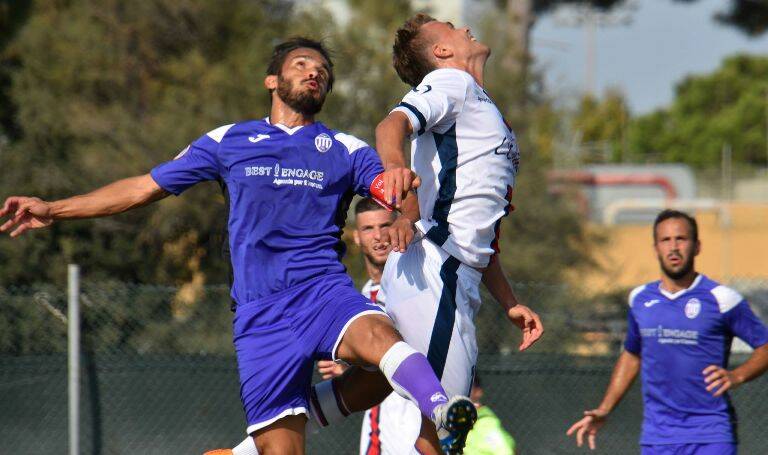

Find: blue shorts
<box><xmin>233</xmin><ymin>273</ymin><xmax>385</xmax><ymax>434</ymax></box>
<box><xmin>641</xmin><ymin>443</ymin><xmax>737</xmax><ymax>455</ymax></box>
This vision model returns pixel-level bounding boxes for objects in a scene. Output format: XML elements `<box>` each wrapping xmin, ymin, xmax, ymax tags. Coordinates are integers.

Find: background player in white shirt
<box><xmin>311</xmin><ymin>14</ymin><xmax>544</xmax><ymax>454</ymax></box>
<box><xmin>318</xmin><ymin>198</ymin><xmax>423</xmax><ymax>455</ymax></box>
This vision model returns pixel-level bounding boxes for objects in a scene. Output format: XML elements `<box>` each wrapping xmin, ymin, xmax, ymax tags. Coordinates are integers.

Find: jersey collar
<box><xmin>658</xmin><ymin>273</ymin><xmax>703</xmax><ymax>300</ymax></box>
<box><xmin>265</xmin><ymin>117</ymin><xmax>305</xmax><ymax>135</ymax></box>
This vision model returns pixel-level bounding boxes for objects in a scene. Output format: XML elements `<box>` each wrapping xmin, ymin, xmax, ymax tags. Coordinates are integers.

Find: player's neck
<box><xmin>364</xmin><ymin>259</ymin><xmax>383</xmax><ymax>285</ymax></box>
<box><xmin>269</xmin><ymin>98</ymin><xmax>315</xmax><ymax>128</ymax></box>
<box><xmin>659</xmin><ymin>270</ymin><xmax>699</xmax><ymax>294</ymax></box>
<box><xmin>465</xmin><ymin>55</ymin><xmax>486</xmax><ymax>86</ymax></box>
<box><xmin>439</xmin><ymin>56</ymin><xmax>487</xmax><ymax>87</ymax></box>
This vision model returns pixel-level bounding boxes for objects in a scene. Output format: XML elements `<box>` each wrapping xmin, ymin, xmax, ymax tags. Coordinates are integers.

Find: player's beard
<box><xmin>659</xmin><ymin>251</ymin><xmax>695</xmax><ymax>280</ymax></box>
<box><xmin>276</xmin><ymin>75</ymin><xmax>326</xmax><ymax>116</ymax></box>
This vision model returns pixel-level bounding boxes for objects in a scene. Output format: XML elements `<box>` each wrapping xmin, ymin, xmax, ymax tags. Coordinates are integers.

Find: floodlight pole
<box><xmin>68</xmin><ymin>264</ymin><xmax>80</xmax><ymax>455</ymax></box>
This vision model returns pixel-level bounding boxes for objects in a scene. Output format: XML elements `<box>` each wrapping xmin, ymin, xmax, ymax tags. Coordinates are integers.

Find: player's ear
<box><xmin>694</xmin><ymin>239</ymin><xmax>701</xmax><ymax>257</ymax></box>
<box><xmin>432</xmin><ymin>42</ymin><xmax>453</xmax><ymax>60</ymax></box>
<box><xmin>264</xmin><ymin>75</ymin><xmax>278</xmax><ymax>91</ymax></box>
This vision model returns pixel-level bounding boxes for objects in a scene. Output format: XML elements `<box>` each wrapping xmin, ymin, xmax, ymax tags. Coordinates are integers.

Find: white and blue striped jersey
<box><xmin>392</xmin><ymin>68</ymin><xmax>518</xmax><ymax>268</ymax></box>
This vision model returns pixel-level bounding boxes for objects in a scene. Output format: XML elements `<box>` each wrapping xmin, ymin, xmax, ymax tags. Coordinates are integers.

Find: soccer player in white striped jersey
<box><xmin>377</xmin><ymin>13</ymin><xmax>544</xmax><ymax>451</ymax></box>
<box><xmin>309</xmin><ymin>14</ymin><xmax>544</xmax><ymax>455</ymax></box>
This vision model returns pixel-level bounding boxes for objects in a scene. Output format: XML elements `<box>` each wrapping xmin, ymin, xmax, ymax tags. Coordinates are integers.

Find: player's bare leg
<box><xmin>332</xmin><ymin>313</ymin><xmax>476</xmax><ymax>454</ymax></box>
<box><xmin>331</xmin><ymin>365</ymin><xmax>392</xmax><ymax>412</ymax></box>
<box><xmin>252</xmin><ymin>415</ymin><xmax>306</xmax><ymax>455</ymax></box>
<box><xmin>416</xmin><ymin>415</ymin><xmax>442</xmax><ymax>455</ymax></box>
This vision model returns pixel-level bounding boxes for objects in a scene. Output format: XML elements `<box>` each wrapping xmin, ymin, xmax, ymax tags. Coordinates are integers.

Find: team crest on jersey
<box><xmin>314</xmin><ymin>133</ymin><xmax>332</xmax><ymax>153</ymax></box>
<box><xmin>685</xmin><ymin>298</ymin><xmax>701</xmax><ymax>319</ymax></box>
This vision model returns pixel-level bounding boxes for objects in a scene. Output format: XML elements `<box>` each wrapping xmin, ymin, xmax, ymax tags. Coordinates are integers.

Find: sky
<box><xmin>531</xmin><ymin>0</ymin><xmax>768</xmax><ymax>114</ymax></box>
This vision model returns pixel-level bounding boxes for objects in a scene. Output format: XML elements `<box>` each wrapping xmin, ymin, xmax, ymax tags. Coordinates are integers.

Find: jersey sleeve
<box><xmin>624</xmin><ymin>308</ymin><xmax>642</xmax><ymax>355</ymax></box>
<box><xmin>335</xmin><ymin>132</ymin><xmax>384</xmax><ymax>197</ymax></box>
<box><xmin>623</xmin><ymin>286</ymin><xmax>644</xmax><ymax>354</ymax></box>
<box><xmin>722</xmin><ymin>300</ymin><xmax>768</xmax><ymax>349</ymax></box>
<box><xmin>150</xmin><ymin>125</ymin><xmax>229</xmax><ymax>195</ymax></box>
<box><xmin>391</xmin><ymin>69</ymin><xmax>470</xmax><ymax>137</ymax></box>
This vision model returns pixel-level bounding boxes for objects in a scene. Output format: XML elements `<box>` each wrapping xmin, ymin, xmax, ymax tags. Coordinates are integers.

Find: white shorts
<box><xmin>359</xmin><ymin>392</ymin><xmax>422</xmax><ymax>455</ymax></box>
<box><xmin>381</xmin><ymin>237</ymin><xmax>482</xmax><ymax>398</ymax></box>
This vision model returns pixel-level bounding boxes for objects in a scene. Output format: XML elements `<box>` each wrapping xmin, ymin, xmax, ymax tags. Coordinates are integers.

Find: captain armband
<box><xmin>369</xmin><ymin>173</ymin><xmax>394</xmax><ymax>212</ymax></box>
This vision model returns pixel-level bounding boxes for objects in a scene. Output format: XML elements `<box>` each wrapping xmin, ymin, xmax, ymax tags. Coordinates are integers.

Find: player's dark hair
<box><xmin>354</xmin><ymin>198</ymin><xmax>387</xmax><ymax>217</ymax></box>
<box><xmin>653</xmin><ymin>209</ymin><xmax>698</xmax><ymax>243</ymax></box>
<box><xmin>267</xmin><ymin>37</ymin><xmax>335</xmax><ymax>91</ymax></box>
<box><xmin>393</xmin><ymin>13</ymin><xmax>437</xmax><ymax>87</ymax></box>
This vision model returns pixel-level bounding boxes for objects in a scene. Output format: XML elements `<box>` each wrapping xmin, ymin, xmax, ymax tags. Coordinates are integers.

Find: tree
<box><xmin>0</xmin><ymin>0</ymin><xmax>296</xmax><ymax>286</ymax></box>
<box><xmin>627</xmin><ymin>54</ymin><xmax>768</xmax><ymax>166</ymax></box>
<box><xmin>0</xmin><ymin>0</ymin><xmax>32</xmax><ymax>140</ymax></box>
<box><xmin>673</xmin><ymin>0</ymin><xmax>768</xmax><ymax>36</ymax></box>
<box><xmin>571</xmin><ymin>89</ymin><xmax>630</xmax><ymax>163</ymax></box>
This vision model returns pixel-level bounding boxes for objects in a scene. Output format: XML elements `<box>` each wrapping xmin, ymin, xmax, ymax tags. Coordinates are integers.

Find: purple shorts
<box><xmin>641</xmin><ymin>443</ymin><xmax>737</xmax><ymax>455</ymax></box>
<box><xmin>233</xmin><ymin>273</ymin><xmax>385</xmax><ymax>434</ymax></box>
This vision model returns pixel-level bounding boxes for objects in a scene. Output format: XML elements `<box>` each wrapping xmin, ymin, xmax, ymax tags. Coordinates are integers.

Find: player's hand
<box><xmin>566</xmin><ymin>408</ymin><xmax>609</xmax><ymax>450</ymax></box>
<box><xmin>0</xmin><ymin>196</ymin><xmax>54</xmax><ymax>237</ymax></box>
<box><xmin>317</xmin><ymin>360</ymin><xmax>348</xmax><ymax>380</ymax></box>
<box><xmin>506</xmin><ymin>304</ymin><xmax>543</xmax><ymax>351</ymax></box>
<box><xmin>382</xmin><ymin>166</ymin><xmax>420</xmax><ymax>209</ymax></box>
<box><xmin>703</xmin><ymin>365</ymin><xmax>740</xmax><ymax>397</ymax></box>
<box><xmin>382</xmin><ymin>216</ymin><xmax>416</xmax><ymax>253</ymax></box>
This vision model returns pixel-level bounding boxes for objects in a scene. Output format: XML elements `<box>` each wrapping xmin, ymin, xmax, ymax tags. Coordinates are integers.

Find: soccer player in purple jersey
<box><xmin>0</xmin><ymin>38</ymin><xmax>476</xmax><ymax>455</ymax></box>
<box><xmin>567</xmin><ymin>210</ymin><xmax>768</xmax><ymax>454</ymax></box>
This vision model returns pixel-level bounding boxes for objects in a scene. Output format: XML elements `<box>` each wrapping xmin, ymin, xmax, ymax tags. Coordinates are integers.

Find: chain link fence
<box><xmin>2</xmin><ymin>278</ymin><xmax>768</xmax><ymax>454</ymax></box>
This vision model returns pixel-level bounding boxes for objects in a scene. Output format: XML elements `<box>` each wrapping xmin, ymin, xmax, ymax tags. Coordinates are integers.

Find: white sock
<box><xmin>378</xmin><ymin>341</ymin><xmax>419</xmax><ymax>403</ymax></box>
<box><xmin>232</xmin><ymin>435</ymin><xmax>259</xmax><ymax>455</ymax></box>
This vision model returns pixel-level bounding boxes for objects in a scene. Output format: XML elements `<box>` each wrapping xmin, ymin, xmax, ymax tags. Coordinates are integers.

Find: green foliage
<box><xmin>0</xmin><ymin>0</ymin><xmax>296</xmax><ymax>286</ymax></box>
<box><xmin>0</xmin><ymin>0</ymin><xmax>596</xmax><ymax>295</ymax></box>
<box><xmin>628</xmin><ymin>54</ymin><xmax>768</xmax><ymax>166</ymax></box>
<box><xmin>572</xmin><ymin>90</ymin><xmax>630</xmax><ymax>163</ymax></box>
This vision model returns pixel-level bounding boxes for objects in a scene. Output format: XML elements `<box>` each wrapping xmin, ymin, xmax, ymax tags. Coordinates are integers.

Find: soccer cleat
<box><xmin>202</xmin><ymin>450</ymin><xmax>232</xmax><ymax>455</ymax></box>
<box><xmin>433</xmin><ymin>395</ymin><xmax>478</xmax><ymax>454</ymax></box>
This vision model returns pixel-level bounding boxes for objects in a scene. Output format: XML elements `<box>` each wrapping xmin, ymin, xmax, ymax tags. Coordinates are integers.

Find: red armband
<box><xmin>369</xmin><ymin>174</ymin><xmax>394</xmax><ymax>211</ymax></box>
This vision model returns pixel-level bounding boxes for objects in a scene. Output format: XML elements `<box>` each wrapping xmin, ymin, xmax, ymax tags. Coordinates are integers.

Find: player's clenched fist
<box><xmin>0</xmin><ymin>196</ymin><xmax>54</xmax><ymax>237</ymax></box>
<box><xmin>381</xmin><ymin>166</ymin><xmax>421</xmax><ymax>209</ymax></box>
<box><xmin>381</xmin><ymin>216</ymin><xmax>416</xmax><ymax>253</ymax></box>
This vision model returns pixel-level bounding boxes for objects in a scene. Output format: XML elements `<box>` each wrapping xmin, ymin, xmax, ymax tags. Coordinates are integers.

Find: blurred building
<box><xmin>552</xmin><ymin>164</ymin><xmax>768</xmax><ymax>291</ymax></box>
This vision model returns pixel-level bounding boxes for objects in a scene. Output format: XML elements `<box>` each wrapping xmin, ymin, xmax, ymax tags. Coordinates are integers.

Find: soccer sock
<box><xmin>379</xmin><ymin>341</ymin><xmax>448</xmax><ymax>421</ymax></box>
<box><xmin>232</xmin><ymin>436</ymin><xmax>259</xmax><ymax>455</ymax></box>
<box><xmin>309</xmin><ymin>377</ymin><xmax>350</xmax><ymax>427</ymax></box>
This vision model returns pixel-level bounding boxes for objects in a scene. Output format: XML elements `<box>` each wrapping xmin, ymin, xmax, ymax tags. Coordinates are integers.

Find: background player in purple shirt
<box><xmin>567</xmin><ymin>210</ymin><xmax>768</xmax><ymax>454</ymax></box>
<box><xmin>0</xmin><ymin>37</ymin><xmax>476</xmax><ymax>455</ymax></box>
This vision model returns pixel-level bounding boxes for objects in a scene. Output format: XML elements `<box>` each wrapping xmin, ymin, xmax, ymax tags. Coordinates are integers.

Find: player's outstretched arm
<box><xmin>375</xmin><ymin>111</ymin><xmax>420</xmax><ymax>209</ymax></box>
<box><xmin>566</xmin><ymin>350</ymin><xmax>640</xmax><ymax>450</ymax></box>
<box><xmin>0</xmin><ymin>174</ymin><xmax>169</xmax><ymax>237</ymax></box>
<box><xmin>481</xmin><ymin>259</ymin><xmax>543</xmax><ymax>351</ymax></box>
<box><xmin>704</xmin><ymin>343</ymin><xmax>768</xmax><ymax>397</ymax></box>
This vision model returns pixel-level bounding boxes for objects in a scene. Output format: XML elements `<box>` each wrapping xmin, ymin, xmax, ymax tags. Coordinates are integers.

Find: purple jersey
<box><xmin>624</xmin><ymin>274</ymin><xmax>768</xmax><ymax>445</ymax></box>
<box><xmin>151</xmin><ymin>119</ymin><xmax>383</xmax><ymax>304</ymax></box>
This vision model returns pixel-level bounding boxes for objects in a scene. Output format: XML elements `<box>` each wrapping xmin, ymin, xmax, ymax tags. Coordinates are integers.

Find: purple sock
<box><xmin>380</xmin><ymin>342</ymin><xmax>448</xmax><ymax>419</ymax></box>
